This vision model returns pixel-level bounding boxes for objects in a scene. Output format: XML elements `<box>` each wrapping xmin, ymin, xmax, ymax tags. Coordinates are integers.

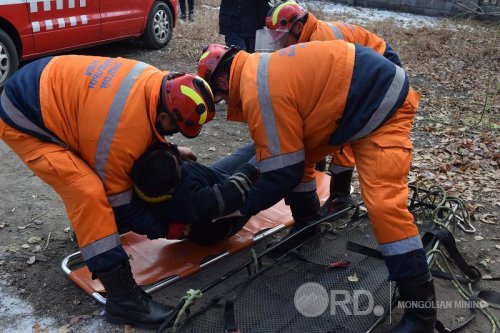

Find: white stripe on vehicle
<box><xmin>0</xmin><ymin>0</ymin><xmax>25</xmax><ymax>5</ymax></box>
<box><xmin>69</xmin><ymin>16</ymin><xmax>76</xmax><ymax>26</ymax></box>
<box><xmin>68</xmin><ymin>0</ymin><xmax>74</xmax><ymax>8</ymax></box>
<box><xmin>43</xmin><ymin>0</ymin><xmax>50</xmax><ymax>11</ymax></box>
<box><xmin>29</xmin><ymin>0</ymin><xmax>38</xmax><ymax>12</ymax></box>
<box><xmin>80</xmin><ymin>0</ymin><xmax>86</xmax><ymax>7</ymax></box>
<box><xmin>31</xmin><ymin>21</ymin><xmax>40</xmax><ymax>33</ymax></box>
<box><xmin>57</xmin><ymin>18</ymin><xmax>65</xmax><ymax>28</ymax></box>
<box><xmin>45</xmin><ymin>19</ymin><xmax>53</xmax><ymax>30</ymax></box>
<box><xmin>81</xmin><ymin>15</ymin><xmax>88</xmax><ymax>25</ymax></box>
<box><xmin>56</xmin><ymin>0</ymin><xmax>63</xmax><ymax>9</ymax></box>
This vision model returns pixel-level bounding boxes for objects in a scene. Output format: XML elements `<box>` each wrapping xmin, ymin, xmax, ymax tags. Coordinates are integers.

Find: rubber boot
<box><xmin>321</xmin><ymin>169</ymin><xmax>353</xmax><ymax>216</ymax></box>
<box><xmin>267</xmin><ymin>191</ymin><xmax>321</xmax><ymax>257</ymax></box>
<box><xmin>387</xmin><ymin>272</ymin><xmax>437</xmax><ymax>333</ymax></box>
<box><xmin>95</xmin><ymin>261</ymin><xmax>175</xmax><ymax>329</ymax></box>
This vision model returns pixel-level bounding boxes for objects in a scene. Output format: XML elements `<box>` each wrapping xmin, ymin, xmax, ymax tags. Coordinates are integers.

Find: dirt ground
<box><xmin>0</xmin><ymin>1</ymin><xmax>499</xmax><ymax>332</ymax></box>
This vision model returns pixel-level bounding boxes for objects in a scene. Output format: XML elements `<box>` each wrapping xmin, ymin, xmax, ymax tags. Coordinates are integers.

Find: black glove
<box><xmin>285</xmin><ymin>190</ymin><xmax>321</xmax><ymax>227</ymax></box>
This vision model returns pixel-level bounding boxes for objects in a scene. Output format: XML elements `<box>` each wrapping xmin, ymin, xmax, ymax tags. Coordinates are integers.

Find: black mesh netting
<box><xmin>176</xmin><ymin>205</ymin><xmax>437</xmax><ymax>333</ymax></box>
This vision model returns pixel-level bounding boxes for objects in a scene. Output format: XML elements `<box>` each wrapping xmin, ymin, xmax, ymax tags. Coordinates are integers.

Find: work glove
<box><xmin>285</xmin><ymin>190</ymin><xmax>321</xmax><ymax>227</ymax></box>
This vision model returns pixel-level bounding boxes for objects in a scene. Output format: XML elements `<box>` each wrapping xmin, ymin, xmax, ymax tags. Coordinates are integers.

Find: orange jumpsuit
<box><xmin>0</xmin><ymin>55</ymin><xmax>169</xmax><ymax>272</ymax></box>
<box><xmin>298</xmin><ymin>12</ymin><xmax>402</xmax><ymax>177</ymax></box>
<box><xmin>229</xmin><ymin>41</ymin><xmax>427</xmax><ymax>280</ymax></box>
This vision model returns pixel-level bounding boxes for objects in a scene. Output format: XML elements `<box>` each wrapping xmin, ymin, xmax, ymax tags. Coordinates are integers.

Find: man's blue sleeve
<box><xmin>113</xmin><ymin>195</ymin><xmax>167</xmax><ymax>239</ymax></box>
<box><xmin>239</xmin><ymin>161</ymin><xmax>304</xmax><ymax>216</ymax></box>
<box><xmin>384</xmin><ymin>43</ymin><xmax>402</xmax><ymax>67</ymax></box>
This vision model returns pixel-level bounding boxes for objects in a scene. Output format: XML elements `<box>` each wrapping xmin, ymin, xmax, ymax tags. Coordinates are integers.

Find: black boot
<box><xmin>315</xmin><ymin>158</ymin><xmax>327</xmax><ymax>172</ymax></box>
<box><xmin>388</xmin><ymin>272</ymin><xmax>437</xmax><ymax>333</ymax></box>
<box><xmin>95</xmin><ymin>261</ymin><xmax>175</xmax><ymax>329</ymax></box>
<box><xmin>267</xmin><ymin>191</ymin><xmax>321</xmax><ymax>257</ymax></box>
<box><xmin>180</xmin><ymin>12</ymin><xmax>186</xmax><ymax>20</ymax></box>
<box><xmin>188</xmin><ymin>10</ymin><xmax>194</xmax><ymax>21</ymax></box>
<box><xmin>321</xmin><ymin>169</ymin><xmax>353</xmax><ymax>215</ymax></box>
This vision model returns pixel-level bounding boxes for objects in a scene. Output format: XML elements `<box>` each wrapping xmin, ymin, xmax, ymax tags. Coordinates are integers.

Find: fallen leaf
<box><xmin>28</xmin><ymin>236</ymin><xmax>42</xmax><ymax>244</ymax></box>
<box><xmin>57</xmin><ymin>325</ymin><xmax>70</xmax><ymax>333</ymax></box>
<box><xmin>474</xmin><ymin>236</ymin><xmax>484</xmax><ymax>241</ymax></box>
<box><xmin>27</xmin><ymin>256</ymin><xmax>36</xmax><ymax>265</ymax></box>
<box><xmin>495</xmin><ymin>245</ymin><xmax>500</xmax><ymax>250</ymax></box>
<box><xmin>18</xmin><ymin>224</ymin><xmax>32</xmax><ymax>230</ymax></box>
<box><xmin>479</xmin><ymin>214</ymin><xmax>497</xmax><ymax>225</ymax></box>
<box><xmin>64</xmin><ymin>227</ymin><xmax>71</xmax><ymax>233</ymax></box>
<box><xmin>21</xmin><ymin>244</ymin><xmax>30</xmax><ymax>249</ymax></box>
<box><xmin>0</xmin><ymin>223</ymin><xmax>5</xmax><ymax>229</ymax></box>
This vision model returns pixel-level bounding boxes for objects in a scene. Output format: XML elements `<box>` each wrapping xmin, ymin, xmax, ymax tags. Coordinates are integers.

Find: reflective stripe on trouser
<box><xmin>0</xmin><ymin>120</ymin><xmax>124</xmax><ymax>267</ymax></box>
<box><xmin>328</xmin><ymin>144</ymin><xmax>355</xmax><ymax>174</ymax></box>
<box><xmin>351</xmin><ymin>88</ymin><xmax>428</xmax><ymax>280</ymax></box>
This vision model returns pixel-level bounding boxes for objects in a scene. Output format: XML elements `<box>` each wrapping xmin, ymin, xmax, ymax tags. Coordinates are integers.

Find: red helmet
<box><xmin>161</xmin><ymin>72</ymin><xmax>215</xmax><ymax>138</ymax></box>
<box><xmin>197</xmin><ymin>43</ymin><xmax>239</xmax><ymax>88</ymax></box>
<box><xmin>265</xmin><ymin>1</ymin><xmax>307</xmax><ymax>33</ymax></box>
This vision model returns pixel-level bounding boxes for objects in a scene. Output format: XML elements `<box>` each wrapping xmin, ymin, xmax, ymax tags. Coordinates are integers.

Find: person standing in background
<box><xmin>179</xmin><ymin>0</ymin><xmax>195</xmax><ymax>21</ymax></box>
<box><xmin>219</xmin><ymin>0</ymin><xmax>271</xmax><ymax>52</ymax></box>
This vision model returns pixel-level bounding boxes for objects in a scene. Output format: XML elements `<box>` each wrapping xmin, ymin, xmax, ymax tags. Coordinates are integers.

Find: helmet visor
<box><xmin>255</xmin><ymin>28</ymin><xmax>289</xmax><ymax>52</ymax></box>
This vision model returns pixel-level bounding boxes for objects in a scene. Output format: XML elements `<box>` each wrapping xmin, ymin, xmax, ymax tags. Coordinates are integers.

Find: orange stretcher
<box><xmin>61</xmin><ymin>172</ymin><xmax>332</xmax><ymax>304</ymax></box>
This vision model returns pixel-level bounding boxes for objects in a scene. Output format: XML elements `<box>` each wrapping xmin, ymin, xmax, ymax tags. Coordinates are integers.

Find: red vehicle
<box><xmin>0</xmin><ymin>0</ymin><xmax>178</xmax><ymax>88</ymax></box>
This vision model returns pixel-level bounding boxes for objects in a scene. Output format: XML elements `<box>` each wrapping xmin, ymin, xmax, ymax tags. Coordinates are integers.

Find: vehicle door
<box><xmin>27</xmin><ymin>0</ymin><xmax>100</xmax><ymax>54</ymax></box>
<box><xmin>99</xmin><ymin>0</ymin><xmax>148</xmax><ymax>40</ymax></box>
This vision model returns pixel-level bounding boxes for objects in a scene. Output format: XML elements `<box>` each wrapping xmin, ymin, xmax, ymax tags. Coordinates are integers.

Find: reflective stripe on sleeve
<box><xmin>95</xmin><ymin>61</ymin><xmax>149</xmax><ymax>185</ymax></box>
<box><xmin>0</xmin><ymin>92</ymin><xmax>65</xmax><ymax>146</ymax></box>
<box><xmin>107</xmin><ymin>190</ymin><xmax>133</xmax><ymax>207</ymax></box>
<box><xmin>80</xmin><ymin>233</ymin><xmax>121</xmax><ymax>261</ymax></box>
<box><xmin>380</xmin><ymin>235</ymin><xmax>423</xmax><ymax>256</ymax></box>
<box><xmin>348</xmin><ymin>65</ymin><xmax>406</xmax><ymax>142</ymax></box>
<box><xmin>328</xmin><ymin>22</ymin><xmax>344</xmax><ymax>40</ymax></box>
<box><xmin>213</xmin><ymin>185</ymin><xmax>225</xmax><ymax>215</ymax></box>
<box><xmin>258</xmin><ymin>149</ymin><xmax>304</xmax><ymax>172</ymax></box>
<box><xmin>256</xmin><ymin>53</ymin><xmax>281</xmax><ymax>156</ymax></box>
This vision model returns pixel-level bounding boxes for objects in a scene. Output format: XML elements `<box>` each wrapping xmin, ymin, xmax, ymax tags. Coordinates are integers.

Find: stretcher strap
<box><xmin>422</xmin><ymin>230</ymin><xmax>481</xmax><ymax>281</ymax></box>
<box><xmin>346</xmin><ymin>241</ymin><xmax>383</xmax><ymax>259</ymax></box>
<box><xmin>224</xmin><ymin>297</ymin><xmax>240</xmax><ymax>333</ymax></box>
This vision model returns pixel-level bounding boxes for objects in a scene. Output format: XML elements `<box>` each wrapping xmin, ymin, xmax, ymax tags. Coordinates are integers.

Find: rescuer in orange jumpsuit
<box><xmin>0</xmin><ymin>55</ymin><xmax>215</xmax><ymax>329</ymax></box>
<box><xmin>198</xmin><ymin>42</ymin><xmax>435</xmax><ymax>333</ymax></box>
<box><xmin>257</xmin><ymin>0</ymin><xmax>403</xmax><ymax>214</ymax></box>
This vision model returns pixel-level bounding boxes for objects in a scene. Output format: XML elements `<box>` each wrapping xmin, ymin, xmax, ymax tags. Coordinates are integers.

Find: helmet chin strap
<box><xmin>155</xmin><ymin>100</ymin><xmax>180</xmax><ymax>136</ymax></box>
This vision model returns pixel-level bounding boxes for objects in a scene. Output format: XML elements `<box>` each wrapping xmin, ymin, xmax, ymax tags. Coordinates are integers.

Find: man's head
<box><xmin>131</xmin><ymin>142</ymin><xmax>182</xmax><ymax>203</ymax></box>
<box><xmin>197</xmin><ymin>44</ymin><xmax>240</xmax><ymax>103</ymax></box>
<box><xmin>156</xmin><ymin>72</ymin><xmax>215</xmax><ymax>139</ymax></box>
<box><xmin>264</xmin><ymin>1</ymin><xmax>307</xmax><ymax>48</ymax></box>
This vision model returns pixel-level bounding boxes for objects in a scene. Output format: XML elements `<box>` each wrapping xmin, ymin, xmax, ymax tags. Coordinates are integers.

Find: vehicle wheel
<box><xmin>142</xmin><ymin>1</ymin><xmax>173</xmax><ymax>50</ymax></box>
<box><xmin>0</xmin><ymin>29</ymin><xmax>18</xmax><ymax>90</ymax></box>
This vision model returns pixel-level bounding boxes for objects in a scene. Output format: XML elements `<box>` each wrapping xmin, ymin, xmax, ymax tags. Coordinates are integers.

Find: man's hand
<box><xmin>177</xmin><ymin>146</ymin><xmax>197</xmax><ymax>161</ymax></box>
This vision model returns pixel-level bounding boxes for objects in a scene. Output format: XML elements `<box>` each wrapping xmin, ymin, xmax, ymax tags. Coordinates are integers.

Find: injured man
<box><xmin>129</xmin><ymin>142</ymin><xmax>259</xmax><ymax>245</ymax></box>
